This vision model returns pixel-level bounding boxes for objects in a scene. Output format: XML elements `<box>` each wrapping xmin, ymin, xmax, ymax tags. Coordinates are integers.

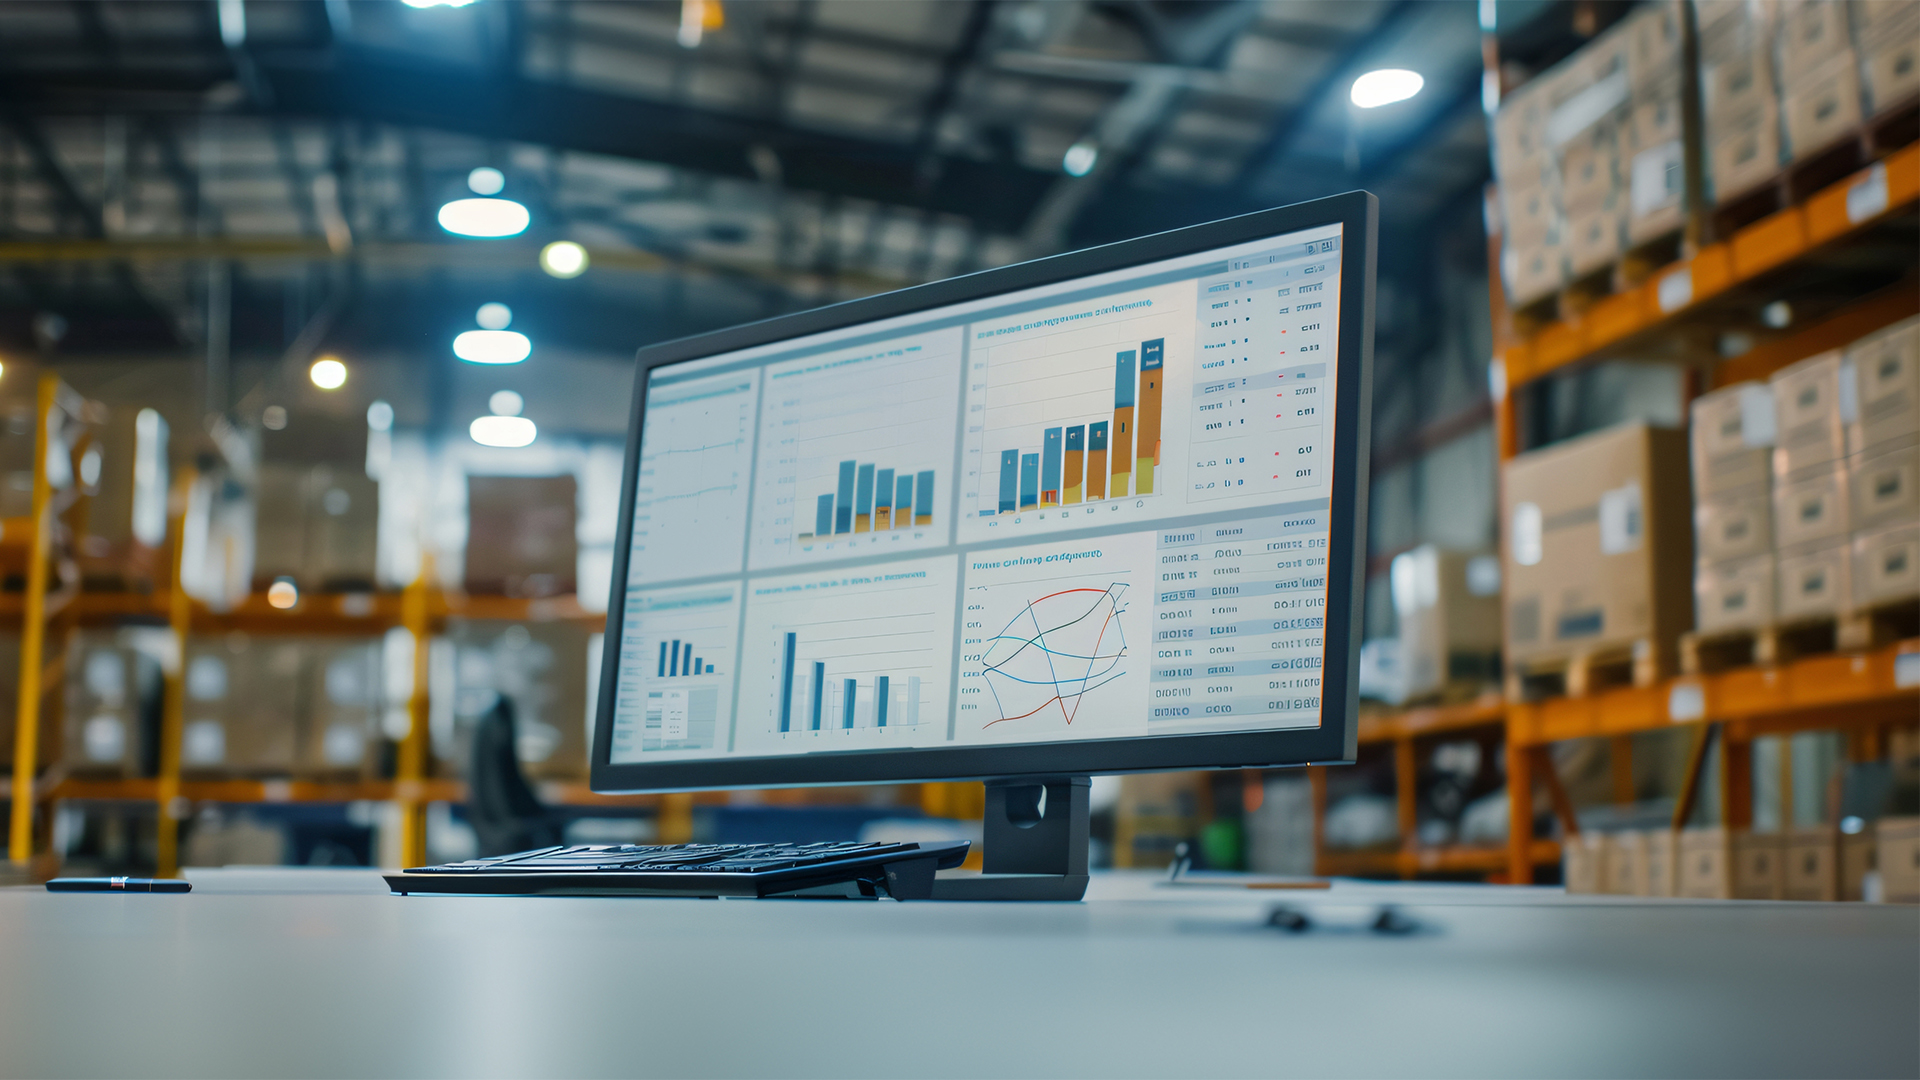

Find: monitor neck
<box><xmin>927</xmin><ymin>776</ymin><xmax>1090</xmax><ymax>900</ymax></box>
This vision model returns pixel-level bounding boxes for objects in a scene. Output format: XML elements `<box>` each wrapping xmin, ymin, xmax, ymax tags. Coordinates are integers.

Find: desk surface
<box><xmin>0</xmin><ymin>869</ymin><xmax>1914</xmax><ymax>1079</ymax></box>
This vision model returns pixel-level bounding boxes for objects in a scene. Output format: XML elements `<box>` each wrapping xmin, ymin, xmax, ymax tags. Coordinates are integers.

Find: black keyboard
<box><xmin>384</xmin><ymin>840</ymin><xmax>971</xmax><ymax>899</ymax></box>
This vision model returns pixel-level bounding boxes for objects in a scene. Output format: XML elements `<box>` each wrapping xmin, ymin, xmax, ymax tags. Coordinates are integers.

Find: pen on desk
<box><xmin>46</xmin><ymin>877</ymin><xmax>192</xmax><ymax>894</ymax></box>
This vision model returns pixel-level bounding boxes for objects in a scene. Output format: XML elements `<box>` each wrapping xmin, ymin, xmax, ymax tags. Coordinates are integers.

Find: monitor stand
<box><xmin>925</xmin><ymin>776</ymin><xmax>1090</xmax><ymax>901</ymax></box>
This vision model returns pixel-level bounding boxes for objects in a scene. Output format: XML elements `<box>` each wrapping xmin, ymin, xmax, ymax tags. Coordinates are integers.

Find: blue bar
<box><xmin>810</xmin><ymin>662</ymin><xmax>825</xmax><ymax>730</ymax></box>
<box><xmin>915</xmin><ymin>470</ymin><xmax>934</xmax><ymax>519</ymax></box>
<box><xmin>1041</xmin><ymin>427</ymin><xmax>1062</xmax><ymax>502</ymax></box>
<box><xmin>682</xmin><ymin>643</ymin><xmax>693</xmax><ymax>678</ymax></box>
<box><xmin>998</xmin><ymin>450</ymin><xmax>1018</xmax><ymax>514</ymax></box>
<box><xmin>657</xmin><ymin>642</ymin><xmax>667</xmax><ymax>678</ymax></box>
<box><xmin>875</xmin><ymin>676</ymin><xmax>889</xmax><ymax>727</ymax></box>
<box><xmin>692</xmin><ymin>657</ymin><xmax>702</xmax><ymax>676</ymax></box>
<box><xmin>875</xmin><ymin>468</ymin><xmax>894</xmax><ymax>516</ymax></box>
<box><xmin>668</xmin><ymin>639</ymin><xmax>680</xmax><ymax>677</ymax></box>
<box><xmin>779</xmin><ymin>632</ymin><xmax>795</xmax><ymax>733</ymax></box>
<box><xmin>835</xmin><ymin>460</ymin><xmax>856</xmax><ymax>533</ymax></box>
<box><xmin>1066</xmin><ymin>425</ymin><xmax>1085</xmax><ymax>452</ymax></box>
<box><xmin>843</xmin><ymin>679</ymin><xmax>857</xmax><ymax>729</ymax></box>
<box><xmin>814</xmin><ymin>494</ymin><xmax>833</xmax><ymax>537</ymax></box>
<box><xmin>895</xmin><ymin>475</ymin><xmax>913</xmax><ymax>523</ymax></box>
<box><xmin>1090</xmin><ymin>421</ymin><xmax>1109</xmax><ymax>451</ymax></box>
<box><xmin>1114</xmin><ymin>350</ymin><xmax>1136</xmax><ymax>408</ymax></box>
<box><xmin>855</xmin><ymin>463</ymin><xmax>875</xmax><ymax>520</ymax></box>
<box><xmin>1019</xmin><ymin>454</ymin><xmax>1039</xmax><ymax>510</ymax></box>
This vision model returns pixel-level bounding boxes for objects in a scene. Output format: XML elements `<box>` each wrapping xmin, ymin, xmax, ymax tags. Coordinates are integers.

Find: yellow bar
<box><xmin>1063</xmin><ymin>449</ymin><xmax>1083</xmax><ymax>505</ymax></box>
<box><xmin>914</xmin><ymin>514</ymin><xmax>932</xmax><ymax>526</ymax></box>
<box><xmin>1087</xmin><ymin>450</ymin><xmax>1107</xmax><ymax>499</ymax></box>
<box><xmin>154</xmin><ymin>464</ymin><xmax>197</xmax><ymax>879</ymax></box>
<box><xmin>1109</xmin><ymin>408</ymin><xmax>1133</xmax><ymax>498</ymax></box>
<box><xmin>8</xmin><ymin>376</ymin><xmax>57</xmax><ymax>867</ymax></box>
<box><xmin>1136</xmin><ymin>357</ymin><xmax>1163</xmax><ymax>495</ymax></box>
<box><xmin>854</xmin><ymin>513</ymin><xmax>870</xmax><ymax>533</ymax></box>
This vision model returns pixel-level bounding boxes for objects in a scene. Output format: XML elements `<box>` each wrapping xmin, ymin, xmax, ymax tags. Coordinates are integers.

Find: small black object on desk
<box><xmin>47</xmin><ymin>877</ymin><xmax>191</xmax><ymax>893</ymax></box>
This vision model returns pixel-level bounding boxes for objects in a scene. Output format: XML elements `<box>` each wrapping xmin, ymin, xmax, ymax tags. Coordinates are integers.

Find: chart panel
<box><xmin>735</xmin><ymin>555</ymin><xmax>958</xmax><ymax>753</ymax></box>
<box><xmin>747</xmin><ymin>330</ymin><xmax>962</xmax><ymax>569</ymax></box>
<box><xmin>629</xmin><ymin>373</ymin><xmax>758</xmax><ymax>584</ymax></box>
<box><xmin>958</xmin><ymin>284</ymin><xmax>1195</xmax><ymax>543</ymax></box>
<box><xmin>608</xmin><ymin>582</ymin><xmax>743</xmax><ymax>762</ymax></box>
<box><xmin>955</xmin><ymin>533</ymin><xmax>1153</xmax><ymax>744</ymax></box>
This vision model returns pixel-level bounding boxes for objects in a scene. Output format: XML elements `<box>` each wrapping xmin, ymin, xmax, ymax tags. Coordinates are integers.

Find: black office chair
<box><xmin>468</xmin><ymin>696</ymin><xmax>563</xmax><ymax>857</ymax></box>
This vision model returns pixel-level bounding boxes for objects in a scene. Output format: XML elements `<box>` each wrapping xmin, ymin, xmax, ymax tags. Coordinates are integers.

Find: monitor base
<box><xmin>915</xmin><ymin>776</ymin><xmax>1090</xmax><ymax>901</ymax></box>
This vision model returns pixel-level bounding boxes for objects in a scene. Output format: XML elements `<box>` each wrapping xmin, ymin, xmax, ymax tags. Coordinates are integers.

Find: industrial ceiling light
<box><xmin>1350</xmin><ymin>69</ymin><xmax>1424</xmax><ymax>109</ymax></box>
<box><xmin>476</xmin><ymin>302</ymin><xmax>513</xmax><ymax>330</ymax></box>
<box><xmin>453</xmin><ymin>330</ymin><xmax>531</xmax><ymax>364</ymax></box>
<box><xmin>540</xmin><ymin>240</ymin><xmax>589</xmax><ymax>278</ymax></box>
<box><xmin>1062</xmin><ymin>140</ymin><xmax>1099</xmax><ymax>177</ymax></box>
<box><xmin>471</xmin><ymin>414</ymin><xmax>536</xmax><ymax>448</ymax></box>
<box><xmin>402</xmin><ymin>0</ymin><xmax>478</xmax><ymax>8</ymax></box>
<box><xmin>466</xmin><ymin>167</ymin><xmax>505</xmax><ymax>195</ymax></box>
<box><xmin>310</xmin><ymin>356</ymin><xmax>348</xmax><ymax>389</ymax></box>
<box><xmin>488</xmin><ymin>390</ymin><xmax>524</xmax><ymax>416</ymax></box>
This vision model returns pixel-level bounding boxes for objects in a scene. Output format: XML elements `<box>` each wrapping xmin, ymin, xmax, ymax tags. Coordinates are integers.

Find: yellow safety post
<box><xmin>154</xmin><ymin>465</ymin><xmax>196</xmax><ymax>879</ymax></box>
<box><xmin>397</xmin><ymin>555</ymin><xmax>433</xmax><ymax>867</ymax></box>
<box><xmin>8</xmin><ymin>375</ymin><xmax>59</xmax><ymax>866</ymax></box>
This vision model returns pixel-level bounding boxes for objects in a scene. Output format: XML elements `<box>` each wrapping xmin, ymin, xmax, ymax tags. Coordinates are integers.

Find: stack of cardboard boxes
<box><xmin>1694</xmin><ymin>319</ymin><xmax>1919</xmax><ymax>637</ymax></box>
<box><xmin>1389</xmin><ymin>545</ymin><xmax>1504</xmax><ymax>703</ymax></box>
<box><xmin>1502</xmin><ymin>423</ymin><xmax>1696</xmax><ymax>692</ymax></box>
<box><xmin>1494</xmin><ymin>2</ymin><xmax>1685</xmax><ymax>306</ymax></box>
<box><xmin>169</xmin><ymin>636</ymin><xmax>385</xmax><ymax>779</ymax></box>
<box><xmin>1566</xmin><ymin>819</ymin><xmax>1917</xmax><ymax>902</ymax></box>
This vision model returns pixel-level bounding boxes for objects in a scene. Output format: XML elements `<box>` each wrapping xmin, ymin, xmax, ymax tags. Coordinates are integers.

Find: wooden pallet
<box><xmin>1681</xmin><ymin>598</ymin><xmax>1920</xmax><ymax>675</ymax></box>
<box><xmin>1504</xmin><ymin>637</ymin><xmax>1667</xmax><ymax>702</ymax></box>
<box><xmin>1712</xmin><ymin>96</ymin><xmax>1920</xmax><ymax>240</ymax></box>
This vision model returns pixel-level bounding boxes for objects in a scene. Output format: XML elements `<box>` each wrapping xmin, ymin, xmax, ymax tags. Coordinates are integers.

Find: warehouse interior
<box><xmin>0</xmin><ymin>0</ymin><xmax>1916</xmax><ymax>1073</ymax></box>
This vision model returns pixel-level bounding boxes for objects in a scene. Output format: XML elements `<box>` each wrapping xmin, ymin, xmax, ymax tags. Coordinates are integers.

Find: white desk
<box><xmin>1</xmin><ymin>869</ymin><xmax>1914</xmax><ymax>1078</ymax></box>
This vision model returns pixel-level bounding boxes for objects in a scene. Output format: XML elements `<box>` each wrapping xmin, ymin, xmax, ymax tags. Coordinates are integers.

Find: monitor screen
<box><xmin>601</xmin><ymin>211</ymin><xmax>1356</xmax><ymax>778</ymax></box>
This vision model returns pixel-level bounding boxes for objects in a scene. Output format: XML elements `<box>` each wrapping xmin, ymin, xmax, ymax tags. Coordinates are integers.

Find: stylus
<box><xmin>45</xmin><ymin>877</ymin><xmax>192</xmax><ymax>893</ymax></box>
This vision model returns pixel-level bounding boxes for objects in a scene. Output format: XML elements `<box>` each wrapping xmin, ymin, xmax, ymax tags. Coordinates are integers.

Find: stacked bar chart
<box><xmin>797</xmin><ymin>461</ymin><xmax>935</xmax><ymax>541</ymax></box>
<box><xmin>984</xmin><ymin>339</ymin><xmax>1164</xmax><ymax>516</ymax></box>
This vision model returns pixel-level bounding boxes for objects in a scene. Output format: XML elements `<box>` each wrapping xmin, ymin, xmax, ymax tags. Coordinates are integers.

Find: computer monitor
<box><xmin>592</xmin><ymin>191</ymin><xmax>1374</xmax><ymax>895</ymax></box>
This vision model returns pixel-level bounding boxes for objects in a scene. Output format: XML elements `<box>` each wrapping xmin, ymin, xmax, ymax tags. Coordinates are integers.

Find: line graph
<box><xmin>979</xmin><ymin>584</ymin><xmax>1130</xmax><ymax>728</ymax></box>
<box><xmin>956</xmin><ymin>532</ymin><xmax>1152</xmax><ymax>743</ymax></box>
<box><xmin>631</xmin><ymin>374</ymin><xmax>759</xmax><ymax>583</ymax></box>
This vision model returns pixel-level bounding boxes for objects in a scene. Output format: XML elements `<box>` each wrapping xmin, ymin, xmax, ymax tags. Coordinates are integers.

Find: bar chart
<box><xmin>748</xmin><ymin>330</ymin><xmax>962</xmax><ymax>569</ymax></box>
<box><xmin>607</xmin><ymin>584</ymin><xmax>741</xmax><ymax>762</ymax></box>
<box><xmin>630</xmin><ymin>374</ymin><xmax>759</xmax><ymax>584</ymax></box>
<box><xmin>736</xmin><ymin>555</ymin><xmax>957</xmax><ymax>752</ymax></box>
<box><xmin>980</xmin><ymin>339</ymin><xmax>1165</xmax><ymax>517</ymax></box>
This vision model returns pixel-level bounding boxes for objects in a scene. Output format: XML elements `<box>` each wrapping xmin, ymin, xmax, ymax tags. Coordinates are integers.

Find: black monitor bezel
<box><xmin>591</xmin><ymin>190</ymin><xmax>1374</xmax><ymax>792</ymax></box>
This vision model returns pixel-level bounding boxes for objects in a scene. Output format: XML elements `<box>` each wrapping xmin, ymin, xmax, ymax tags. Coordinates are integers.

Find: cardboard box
<box><xmin>1605</xmin><ymin>831</ymin><xmax>1645</xmax><ymax>895</ymax></box>
<box><xmin>1879</xmin><ymin>816</ymin><xmax>1920</xmax><ymax>904</ymax></box>
<box><xmin>1846</xmin><ymin>320</ymin><xmax>1919</xmax><ymax>455</ymax></box>
<box><xmin>1853</xmin><ymin>522</ymin><xmax>1919</xmax><ymax>607</ymax></box>
<box><xmin>1777</xmin><ymin>540</ymin><xmax>1852</xmax><ymax>620</ymax></box>
<box><xmin>252</xmin><ymin>463</ymin><xmax>379</xmax><ymax>592</ymax></box>
<box><xmin>1501</xmin><ymin>180</ymin><xmax>1557</xmax><ymax>247</ymax></box>
<box><xmin>1392</xmin><ymin>546</ymin><xmax>1503</xmax><ymax>700</ymax></box>
<box><xmin>1504</xmin><ymin>424</ymin><xmax>1694</xmax><ymax>669</ymax></box>
<box><xmin>1771</xmin><ymin>350</ymin><xmax>1849</xmax><ymax>475</ymax></box>
<box><xmin>1563</xmin><ymin>831</ymin><xmax>1605</xmax><ymax>894</ymax></box>
<box><xmin>1773</xmin><ymin>465</ymin><xmax>1850</xmax><ymax>549</ymax></box>
<box><xmin>1696</xmin><ymin>554</ymin><xmax>1776</xmax><ymax>633</ymax></box>
<box><xmin>62</xmin><ymin>631</ymin><xmax>162</xmax><ymax>778</ymax></box>
<box><xmin>1504</xmin><ymin>238</ymin><xmax>1565</xmax><ymax>305</ymax></box>
<box><xmin>1709</xmin><ymin>107</ymin><xmax>1784</xmax><ymax>203</ymax></box>
<box><xmin>1565</xmin><ymin>204</ymin><xmax>1625</xmax><ymax>277</ymax></box>
<box><xmin>1697</xmin><ymin>487</ymin><xmax>1773</xmax><ymax>562</ymax></box>
<box><xmin>183</xmin><ymin>638</ymin><xmax>299</xmax><ymax>775</ymax></box>
<box><xmin>1851</xmin><ymin>0</ymin><xmax>1920</xmax><ymax>35</ymax></box>
<box><xmin>1784</xmin><ymin>828</ymin><xmax>1839</xmax><ymax>901</ymax></box>
<box><xmin>1842</xmin><ymin>829</ymin><xmax>1876</xmax><ymax>901</ymax></box>
<box><xmin>1783</xmin><ymin>49</ymin><xmax>1864</xmax><ymax>160</ymax></box>
<box><xmin>1733</xmin><ymin>831</ymin><xmax>1786</xmax><ymax>899</ymax></box>
<box><xmin>1850</xmin><ymin>439</ymin><xmax>1919</xmax><ymax>531</ymax></box>
<box><xmin>1642</xmin><ymin>829</ymin><xmax>1679</xmax><ymax>897</ymax></box>
<box><xmin>465</xmin><ymin>475</ymin><xmax>578</xmax><ymax>598</ymax></box>
<box><xmin>1679</xmin><ymin>826</ymin><xmax>1734</xmax><ymax>898</ymax></box>
<box><xmin>75</xmin><ymin>406</ymin><xmax>168</xmax><ymax>587</ymax></box>
<box><xmin>1495</xmin><ymin>78</ymin><xmax>1553</xmax><ymax>181</ymax></box>
<box><xmin>1691</xmin><ymin>382</ymin><xmax>1777</xmax><ymax>496</ymax></box>
<box><xmin>1625</xmin><ymin>0</ymin><xmax>1682</xmax><ymax>88</ymax></box>
<box><xmin>297</xmin><ymin>639</ymin><xmax>380</xmax><ymax>778</ymax></box>
<box><xmin>1703</xmin><ymin>45</ymin><xmax>1776</xmax><ymax>121</ymax></box>
<box><xmin>1626</xmin><ymin>136</ymin><xmax>1685</xmax><ymax>242</ymax></box>
<box><xmin>1865</xmin><ymin>36</ymin><xmax>1920</xmax><ymax>115</ymax></box>
<box><xmin>1776</xmin><ymin>0</ymin><xmax>1854</xmax><ymax>82</ymax></box>
<box><xmin>1560</xmin><ymin>131</ymin><xmax>1619</xmax><ymax>213</ymax></box>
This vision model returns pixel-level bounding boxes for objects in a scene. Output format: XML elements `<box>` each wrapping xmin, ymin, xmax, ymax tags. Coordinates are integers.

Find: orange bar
<box><xmin>854</xmin><ymin>513</ymin><xmax>870</xmax><ymax>533</ymax></box>
<box><xmin>1135</xmin><ymin>339</ymin><xmax>1164</xmax><ymax>495</ymax></box>
<box><xmin>1063</xmin><ymin>450</ymin><xmax>1083</xmax><ymax>504</ymax></box>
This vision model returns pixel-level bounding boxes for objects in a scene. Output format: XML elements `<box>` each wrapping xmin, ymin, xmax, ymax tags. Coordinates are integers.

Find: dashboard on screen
<box><xmin>606</xmin><ymin>221</ymin><xmax>1343</xmax><ymax>765</ymax></box>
